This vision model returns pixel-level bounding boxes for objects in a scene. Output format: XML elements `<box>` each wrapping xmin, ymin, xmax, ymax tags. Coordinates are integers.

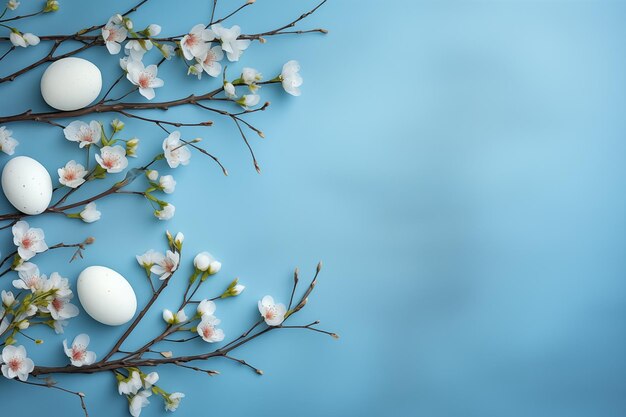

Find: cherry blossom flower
<box><xmin>211</xmin><ymin>24</ymin><xmax>249</xmax><ymax>61</ymax></box>
<box><xmin>136</xmin><ymin>249</ymin><xmax>161</xmax><ymax>271</ymax></box>
<box><xmin>142</xmin><ymin>371</ymin><xmax>159</xmax><ymax>389</ymax></box>
<box><xmin>119</xmin><ymin>370</ymin><xmax>142</xmax><ymax>395</ymax></box>
<box><xmin>280</xmin><ymin>60</ymin><xmax>303</xmax><ymax>96</ymax></box>
<box><xmin>193</xmin><ymin>252</ymin><xmax>221</xmax><ymax>275</ymax></box>
<box><xmin>1</xmin><ymin>345</ymin><xmax>34</xmax><ymax>381</ymax></box>
<box><xmin>95</xmin><ymin>145</ymin><xmax>129</xmax><ymax>173</ymax></box>
<box><xmin>1</xmin><ymin>290</ymin><xmax>15</xmax><ymax>307</ymax></box>
<box><xmin>125</xmin><ymin>39</ymin><xmax>152</xmax><ymax>60</ymax></box>
<box><xmin>80</xmin><ymin>202</ymin><xmax>101</xmax><ymax>223</ymax></box>
<box><xmin>12</xmin><ymin>262</ymin><xmax>45</xmax><ymax>292</ymax></box>
<box><xmin>162</xmin><ymin>131</ymin><xmax>191</xmax><ymax>168</ymax></box>
<box><xmin>63</xmin><ymin>120</ymin><xmax>101</xmax><ymax>148</ymax></box>
<box><xmin>102</xmin><ymin>15</ymin><xmax>128</xmax><ymax>54</ymax></box>
<box><xmin>162</xmin><ymin>308</ymin><xmax>187</xmax><ymax>324</ymax></box>
<box><xmin>126</xmin><ymin>60</ymin><xmax>164</xmax><ymax>100</ymax></box>
<box><xmin>151</xmin><ymin>250</ymin><xmax>179</xmax><ymax>280</ymax></box>
<box><xmin>12</xmin><ymin>221</ymin><xmax>48</xmax><ymax>261</ymax></box>
<box><xmin>236</xmin><ymin>94</ymin><xmax>260</xmax><ymax>109</ymax></box>
<box><xmin>181</xmin><ymin>24</ymin><xmax>214</xmax><ymax>60</ymax></box>
<box><xmin>130</xmin><ymin>390</ymin><xmax>152</xmax><ymax>417</ymax></box>
<box><xmin>58</xmin><ymin>160</ymin><xmax>87</xmax><ymax>188</ymax></box>
<box><xmin>7</xmin><ymin>0</ymin><xmax>19</xmax><ymax>11</ymax></box>
<box><xmin>9</xmin><ymin>31</ymin><xmax>39</xmax><ymax>48</ymax></box>
<box><xmin>155</xmin><ymin>203</ymin><xmax>175</xmax><ymax>221</ymax></box>
<box><xmin>164</xmin><ymin>392</ymin><xmax>185</xmax><ymax>412</ymax></box>
<box><xmin>196</xmin><ymin>299</ymin><xmax>216</xmax><ymax>318</ymax></box>
<box><xmin>242</xmin><ymin>67</ymin><xmax>262</xmax><ymax>92</ymax></box>
<box><xmin>0</xmin><ymin>126</ymin><xmax>18</xmax><ymax>155</ymax></box>
<box><xmin>53</xmin><ymin>319</ymin><xmax>69</xmax><ymax>334</ymax></box>
<box><xmin>157</xmin><ymin>43</ymin><xmax>175</xmax><ymax>60</ymax></box>
<box><xmin>198</xmin><ymin>44</ymin><xmax>223</xmax><ymax>77</ymax></box>
<box><xmin>159</xmin><ymin>175</ymin><xmax>176</xmax><ymax>194</ymax></box>
<box><xmin>63</xmin><ymin>333</ymin><xmax>96</xmax><ymax>367</ymax></box>
<box><xmin>197</xmin><ymin>315</ymin><xmax>224</xmax><ymax>343</ymax></box>
<box><xmin>45</xmin><ymin>294</ymin><xmax>79</xmax><ymax>321</ymax></box>
<box><xmin>258</xmin><ymin>295</ymin><xmax>287</xmax><ymax>326</ymax></box>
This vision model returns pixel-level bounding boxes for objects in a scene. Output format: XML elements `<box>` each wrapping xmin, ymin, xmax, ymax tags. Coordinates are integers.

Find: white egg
<box><xmin>40</xmin><ymin>57</ymin><xmax>102</xmax><ymax>111</ymax></box>
<box><xmin>77</xmin><ymin>266</ymin><xmax>137</xmax><ymax>326</ymax></box>
<box><xmin>1</xmin><ymin>156</ymin><xmax>52</xmax><ymax>215</ymax></box>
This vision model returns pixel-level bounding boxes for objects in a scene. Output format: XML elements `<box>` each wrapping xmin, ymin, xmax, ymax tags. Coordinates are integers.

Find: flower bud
<box><xmin>146</xmin><ymin>170</ymin><xmax>159</xmax><ymax>181</ymax></box>
<box><xmin>123</xmin><ymin>17</ymin><xmax>133</xmax><ymax>30</ymax></box>
<box><xmin>174</xmin><ymin>232</ymin><xmax>184</xmax><ymax>251</ymax></box>
<box><xmin>111</xmin><ymin>118</ymin><xmax>125</xmax><ymax>132</ymax></box>
<box><xmin>43</xmin><ymin>0</ymin><xmax>58</xmax><ymax>12</ymax></box>
<box><xmin>146</xmin><ymin>24</ymin><xmax>161</xmax><ymax>37</ymax></box>
<box><xmin>7</xmin><ymin>0</ymin><xmax>19</xmax><ymax>11</ymax></box>
<box><xmin>193</xmin><ymin>252</ymin><xmax>216</xmax><ymax>272</ymax></box>
<box><xmin>1</xmin><ymin>290</ymin><xmax>15</xmax><ymax>307</ymax></box>
<box><xmin>18</xmin><ymin>320</ymin><xmax>29</xmax><ymax>330</ymax></box>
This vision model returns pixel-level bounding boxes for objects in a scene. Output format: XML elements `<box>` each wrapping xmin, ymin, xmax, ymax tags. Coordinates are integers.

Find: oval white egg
<box><xmin>1</xmin><ymin>156</ymin><xmax>52</xmax><ymax>215</ymax></box>
<box><xmin>77</xmin><ymin>266</ymin><xmax>137</xmax><ymax>326</ymax></box>
<box><xmin>40</xmin><ymin>57</ymin><xmax>102</xmax><ymax>111</ymax></box>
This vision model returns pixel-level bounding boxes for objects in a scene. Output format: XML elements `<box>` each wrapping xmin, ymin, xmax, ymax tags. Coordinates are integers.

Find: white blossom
<box><xmin>151</xmin><ymin>250</ymin><xmax>179</xmax><ymax>280</ymax></box>
<box><xmin>197</xmin><ymin>315</ymin><xmax>224</xmax><ymax>343</ymax></box>
<box><xmin>0</xmin><ymin>126</ymin><xmax>18</xmax><ymax>155</ymax></box>
<box><xmin>258</xmin><ymin>295</ymin><xmax>287</xmax><ymax>326</ymax></box>
<box><xmin>1</xmin><ymin>290</ymin><xmax>15</xmax><ymax>307</ymax></box>
<box><xmin>119</xmin><ymin>370</ymin><xmax>142</xmax><ymax>395</ymax></box>
<box><xmin>157</xmin><ymin>43</ymin><xmax>175</xmax><ymax>60</ymax></box>
<box><xmin>155</xmin><ymin>203</ymin><xmax>175</xmax><ymax>221</ymax></box>
<box><xmin>63</xmin><ymin>120</ymin><xmax>101</xmax><ymax>148</ymax></box>
<box><xmin>44</xmin><ymin>297</ymin><xmax>79</xmax><ymax>321</ymax></box>
<box><xmin>241</xmin><ymin>67</ymin><xmax>261</xmax><ymax>92</ymax></box>
<box><xmin>80</xmin><ymin>202</ymin><xmax>101</xmax><ymax>223</ymax></box>
<box><xmin>280</xmin><ymin>60</ymin><xmax>303</xmax><ymax>96</ymax></box>
<box><xmin>211</xmin><ymin>24</ymin><xmax>249</xmax><ymax>62</ymax></box>
<box><xmin>231</xmin><ymin>283</ymin><xmax>245</xmax><ymax>296</ymax></box>
<box><xmin>7</xmin><ymin>0</ymin><xmax>19</xmax><ymax>10</ymax></box>
<box><xmin>1</xmin><ymin>345</ymin><xmax>34</xmax><ymax>381</ymax></box>
<box><xmin>125</xmin><ymin>39</ymin><xmax>152</xmax><ymax>60</ymax></box>
<box><xmin>196</xmin><ymin>299</ymin><xmax>216</xmax><ymax>318</ymax></box>
<box><xmin>136</xmin><ymin>249</ymin><xmax>161</xmax><ymax>270</ymax></box>
<box><xmin>159</xmin><ymin>175</ymin><xmax>176</xmax><ymax>194</ymax></box>
<box><xmin>162</xmin><ymin>308</ymin><xmax>187</xmax><ymax>324</ymax></box>
<box><xmin>130</xmin><ymin>390</ymin><xmax>152</xmax><ymax>417</ymax></box>
<box><xmin>53</xmin><ymin>319</ymin><xmax>69</xmax><ymax>334</ymax></box>
<box><xmin>198</xmin><ymin>44</ymin><xmax>223</xmax><ymax>77</ymax></box>
<box><xmin>162</xmin><ymin>131</ymin><xmax>191</xmax><ymax>168</ymax></box>
<box><xmin>237</xmin><ymin>94</ymin><xmax>260</xmax><ymax>109</ymax></box>
<box><xmin>142</xmin><ymin>371</ymin><xmax>159</xmax><ymax>389</ymax></box>
<box><xmin>95</xmin><ymin>145</ymin><xmax>128</xmax><ymax>173</ymax></box>
<box><xmin>12</xmin><ymin>221</ymin><xmax>47</xmax><ymax>261</ymax></box>
<box><xmin>164</xmin><ymin>392</ymin><xmax>185</xmax><ymax>412</ymax></box>
<box><xmin>102</xmin><ymin>15</ymin><xmax>128</xmax><ymax>54</ymax></box>
<box><xmin>126</xmin><ymin>60</ymin><xmax>164</xmax><ymax>100</ymax></box>
<box><xmin>9</xmin><ymin>31</ymin><xmax>39</xmax><ymax>48</ymax></box>
<box><xmin>181</xmin><ymin>23</ymin><xmax>214</xmax><ymax>60</ymax></box>
<box><xmin>193</xmin><ymin>252</ymin><xmax>221</xmax><ymax>274</ymax></box>
<box><xmin>145</xmin><ymin>24</ymin><xmax>161</xmax><ymax>36</ymax></box>
<box><xmin>58</xmin><ymin>160</ymin><xmax>87</xmax><ymax>188</ymax></box>
<box><xmin>12</xmin><ymin>262</ymin><xmax>44</xmax><ymax>292</ymax></box>
<box><xmin>63</xmin><ymin>333</ymin><xmax>96</xmax><ymax>367</ymax></box>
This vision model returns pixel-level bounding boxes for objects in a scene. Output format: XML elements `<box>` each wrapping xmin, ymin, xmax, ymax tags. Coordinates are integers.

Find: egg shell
<box><xmin>40</xmin><ymin>57</ymin><xmax>102</xmax><ymax>111</ymax></box>
<box><xmin>1</xmin><ymin>156</ymin><xmax>53</xmax><ymax>215</ymax></box>
<box><xmin>77</xmin><ymin>266</ymin><xmax>137</xmax><ymax>326</ymax></box>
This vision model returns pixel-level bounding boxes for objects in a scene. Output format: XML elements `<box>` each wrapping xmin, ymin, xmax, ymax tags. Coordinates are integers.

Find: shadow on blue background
<box><xmin>0</xmin><ymin>1</ymin><xmax>625</xmax><ymax>416</ymax></box>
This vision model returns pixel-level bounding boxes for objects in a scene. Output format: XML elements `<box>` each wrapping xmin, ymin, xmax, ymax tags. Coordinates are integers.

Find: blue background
<box><xmin>1</xmin><ymin>0</ymin><xmax>625</xmax><ymax>416</ymax></box>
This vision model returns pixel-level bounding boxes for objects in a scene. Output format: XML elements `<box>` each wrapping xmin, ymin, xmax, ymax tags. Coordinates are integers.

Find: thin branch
<box><xmin>18</xmin><ymin>380</ymin><xmax>88</xmax><ymax>417</ymax></box>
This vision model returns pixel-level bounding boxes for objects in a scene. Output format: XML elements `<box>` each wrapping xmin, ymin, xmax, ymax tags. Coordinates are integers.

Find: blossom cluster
<box><xmin>5</xmin><ymin>0</ymin><xmax>59</xmax><ymax>48</ymax></box>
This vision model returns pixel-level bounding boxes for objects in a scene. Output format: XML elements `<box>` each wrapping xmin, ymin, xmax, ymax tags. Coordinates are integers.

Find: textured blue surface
<box><xmin>1</xmin><ymin>0</ymin><xmax>626</xmax><ymax>416</ymax></box>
